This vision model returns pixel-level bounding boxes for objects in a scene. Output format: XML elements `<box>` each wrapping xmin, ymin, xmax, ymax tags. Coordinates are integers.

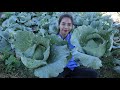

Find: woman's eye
<box><xmin>68</xmin><ymin>24</ymin><xmax>71</xmax><ymax>26</ymax></box>
<box><xmin>62</xmin><ymin>23</ymin><xmax>65</xmax><ymax>26</ymax></box>
<box><xmin>68</xmin><ymin>23</ymin><xmax>72</xmax><ymax>26</ymax></box>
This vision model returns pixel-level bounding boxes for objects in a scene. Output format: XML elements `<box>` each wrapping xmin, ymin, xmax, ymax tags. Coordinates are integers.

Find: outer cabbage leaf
<box><xmin>46</xmin><ymin>34</ymin><xmax>68</xmax><ymax>46</ymax></box>
<box><xmin>2</xmin><ymin>15</ymin><xmax>17</xmax><ymax>28</ymax></box>
<box><xmin>0</xmin><ymin>31</ymin><xmax>11</xmax><ymax>53</ymax></box>
<box><xmin>114</xmin><ymin>66</ymin><xmax>120</xmax><ymax>74</ymax></box>
<box><xmin>71</xmin><ymin>48</ymin><xmax>102</xmax><ymax>69</ymax></box>
<box><xmin>17</xmin><ymin>12</ymin><xmax>31</xmax><ymax>23</ymax></box>
<box><xmin>21</xmin><ymin>56</ymin><xmax>47</xmax><ymax>69</ymax></box>
<box><xmin>34</xmin><ymin>45</ymin><xmax>70</xmax><ymax>78</ymax></box>
<box><xmin>14</xmin><ymin>31</ymin><xmax>35</xmax><ymax>52</ymax></box>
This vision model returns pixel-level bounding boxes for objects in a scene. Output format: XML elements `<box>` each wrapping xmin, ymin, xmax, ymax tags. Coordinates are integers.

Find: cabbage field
<box><xmin>0</xmin><ymin>12</ymin><xmax>120</xmax><ymax>78</ymax></box>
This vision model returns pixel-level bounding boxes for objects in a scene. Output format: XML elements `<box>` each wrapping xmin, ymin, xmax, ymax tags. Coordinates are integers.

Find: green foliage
<box><xmin>0</xmin><ymin>31</ymin><xmax>12</xmax><ymax>53</ymax></box>
<box><xmin>0</xmin><ymin>12</ymin><xmax>120</xmax><ymax>77</ymax></box>
<box><xmin>5</xmin><ymin>55</ymin><xmax>21</xmax><ymax>72</ymax></box>
<box><xmin>1</xmin><ymin>52</ymin><xmax>10</xmax><ymax>61</ymax></box>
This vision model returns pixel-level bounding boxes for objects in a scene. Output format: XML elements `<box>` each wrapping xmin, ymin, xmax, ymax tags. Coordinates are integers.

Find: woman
<box><xmin>56</xmin><ymin>14</ymin><xmax>98</xmax><ymax>78</ymax></box>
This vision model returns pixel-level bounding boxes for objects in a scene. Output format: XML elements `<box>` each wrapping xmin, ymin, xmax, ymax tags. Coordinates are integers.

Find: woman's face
<box><xmin>59</xmin><ymin>17</ymin><xmax>73</xmax><ymax>37</ymax></box>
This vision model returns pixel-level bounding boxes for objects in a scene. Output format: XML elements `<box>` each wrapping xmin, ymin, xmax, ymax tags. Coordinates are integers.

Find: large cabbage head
<box><xmin>14</xmin><ymin>31</ymin><xmax>50</xmax><ymax>69</ymax></box>
<box><xmin>71</xmin><ymin>25</ymin><xmax>114</xmax><ymax>58</ymax></box>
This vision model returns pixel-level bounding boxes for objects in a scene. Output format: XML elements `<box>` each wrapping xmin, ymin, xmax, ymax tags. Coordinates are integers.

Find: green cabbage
<box><xmin>13</xmin><ymin>31</ymin><xmax>70</xmax><ymax>78</ymax></box>
<box><xmin>71</xmin><ymin>25</ymin><xmax>113</xmax><ymax>58</ymax></box>
<box><xmin>14</xmin><ymin>31</ymin><xmax>50</xmax><ymax>69</ymax></box>
<box><xmin>34</xmin><ymin>45</ymin><xmax>70</xmax><ymax>78</ymax></box>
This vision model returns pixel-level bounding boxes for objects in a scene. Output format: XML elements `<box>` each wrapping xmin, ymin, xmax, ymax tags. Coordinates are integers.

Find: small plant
<box><xmin>5</xmin><ymin>55</ymin><xmax>21</xmax><ymax>72</ymax></box>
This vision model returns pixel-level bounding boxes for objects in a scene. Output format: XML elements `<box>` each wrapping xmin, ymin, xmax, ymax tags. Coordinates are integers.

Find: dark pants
<box><xmin>57</xmin><ymin>67</ymin><xmax>98</xmax><ymax>78</ymax></box>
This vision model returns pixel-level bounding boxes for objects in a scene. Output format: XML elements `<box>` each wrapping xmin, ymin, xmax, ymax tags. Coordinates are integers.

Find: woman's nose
<box><xmin>64</xmin><ymin>25</ymin><xmax>68</xmax><ymax>29</ymax></box>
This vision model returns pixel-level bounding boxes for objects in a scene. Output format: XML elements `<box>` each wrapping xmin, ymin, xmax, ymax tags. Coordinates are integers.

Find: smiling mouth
<box><xmin>64</xmin><ymin>30</ymin><xmax>68</xmax><ymax>32</ymax></box>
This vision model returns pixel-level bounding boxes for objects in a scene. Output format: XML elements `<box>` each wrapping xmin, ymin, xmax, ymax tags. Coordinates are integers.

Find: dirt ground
<box><xmin>0</xmin><ymin>61</ymin><xmax>36</xmax><ymax>78</ymax></box>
